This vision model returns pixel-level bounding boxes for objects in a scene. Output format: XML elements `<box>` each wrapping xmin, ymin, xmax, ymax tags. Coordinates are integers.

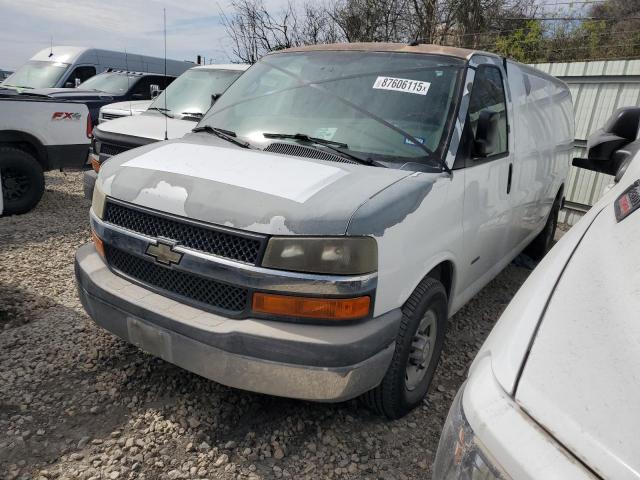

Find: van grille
<box><xmin>103</xmin><ymin>201</ymin><xmax>264</xmax><ymax>265</ymax></box>
<box><xmin>101</xmin><ymin>113</ymin><xmax>124</xmax><ymax>121</ymax></box>
<box><xmin>99</xmin><ymin>142</ymin><xmax>131</xmax><ymax>157</ymax></box>
<box><xmin>105</xmin><ymin>245</ymin><xmax>248</xmax><ymax>314</ymax></box>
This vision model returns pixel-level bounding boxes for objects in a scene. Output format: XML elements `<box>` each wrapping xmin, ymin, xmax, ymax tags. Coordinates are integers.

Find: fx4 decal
<box><xmin>51</xmin><ymin>112</ymin><xmax>82</xmax><ymax>121</ymax></box>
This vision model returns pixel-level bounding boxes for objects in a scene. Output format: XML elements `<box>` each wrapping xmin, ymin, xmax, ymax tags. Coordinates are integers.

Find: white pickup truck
<box><xmin>0</xmin><ymin>96</ymin><xmax>91</xmax><ymax>215</ymax></box>
<box><xmin>76</xmin><ymin>43</ymin><xmax>573</xmax><ymax>418</ymax></box>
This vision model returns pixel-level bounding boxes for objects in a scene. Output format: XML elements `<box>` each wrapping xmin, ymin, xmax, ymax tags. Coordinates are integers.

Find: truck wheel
<box><xmin>363</xmin><ymin>277</ymin><xmax>447</xmax><ymax>419</ymax></box>
<box><xmin>525</xmin><ymin>197</ymin><xmax>561</xmax><ymax>261</ymax></box>
<box><xmin>0</xmin><ymin>146</ymin><xmax>45</xmax><ymax>216</ymax></box>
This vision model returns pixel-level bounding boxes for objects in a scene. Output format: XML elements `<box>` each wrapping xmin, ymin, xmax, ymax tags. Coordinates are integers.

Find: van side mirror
<box><xmin>473</xmin><ymin>110</ymin><xmax>499</xmax><ymax>158</ymax></box>
<box><xmin>573</xmin><ymin>107</ymin><xmax>640</xmax><ymax>176</ymax></box>
<box><xmin>150</xmin><ymin>84</ymin><xmax>160</xmax><ymax>98</ymax></box>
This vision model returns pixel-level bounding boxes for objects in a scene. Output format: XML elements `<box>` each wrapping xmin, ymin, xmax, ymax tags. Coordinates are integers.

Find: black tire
<box><xmin>525</xmin><ymin>196</ymin><xmax>561</xmax><ymax>261</ymax></box>
<box><xmin>0</xmin><ymin>146</ymin><xmax>45</xmax><ymax>216</ymax></box>
<box><xmin>363</xmin><ymin>277</ymin><xmax>447</xmax><ymax>419</ymax></box>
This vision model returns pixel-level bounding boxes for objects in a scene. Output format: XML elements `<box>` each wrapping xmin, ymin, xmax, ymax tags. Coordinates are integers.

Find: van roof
<box><xmin>192</xmin><ymin>64</ymin><xmax>250</xmax><ymax>72</ymax></box>
<box><xmin>31</xmin><ymin>46</ymin><xmax>92</xmax><ymax>63</ymax></box>
<box><xmin>273</xmin><ymin>42</ymin><xmax>499</xmax><ymax>60</ymax></box>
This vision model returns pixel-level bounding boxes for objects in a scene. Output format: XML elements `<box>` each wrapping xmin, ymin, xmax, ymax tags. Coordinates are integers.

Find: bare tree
<box><xmin>220</xmin><ymin>0</ymin><xmax>302</xmax><ymax>63</ymax></box>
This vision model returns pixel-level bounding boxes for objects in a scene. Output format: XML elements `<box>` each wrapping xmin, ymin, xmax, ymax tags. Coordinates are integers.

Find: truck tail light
<box><xmin>252</xmin><ymin>293</ymin><xmax>370</xmax><ymax>321</ymax></box>
<box><xmin>86</xmin><ymin>114</ymin><xmax>93</xmax><ymax>138</ymax></box>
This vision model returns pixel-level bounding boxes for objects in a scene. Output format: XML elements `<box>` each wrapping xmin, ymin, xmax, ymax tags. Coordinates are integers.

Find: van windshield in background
<box><xmin>199</xmin><ymin>51</ymin><xmax>464</xmax><ymax>165</ymax></box>
<box><xmin>149</xmin><ymin>69</ymin><xmax>244</xmax><ymax>119</ymax></box>
<box><xmin>79</xmin><ymin>73</ymin><xmax>139</xmax><ymax>94</ymax></box>
<box><xmin>1</xmin><ymin>60</ymin><xmax>70</xmax><ymax>89</ymax></box>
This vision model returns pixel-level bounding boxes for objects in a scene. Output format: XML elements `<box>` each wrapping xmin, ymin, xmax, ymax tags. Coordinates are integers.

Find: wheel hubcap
<box><xmin>1</xmin><ymin>168</ymin><xmax>31</xmax><ymax>201</ymax></box>
<box><xmin>405</xmin><ymin>310</ymin><xmax>437</xmax><ymax>391</ymax></box>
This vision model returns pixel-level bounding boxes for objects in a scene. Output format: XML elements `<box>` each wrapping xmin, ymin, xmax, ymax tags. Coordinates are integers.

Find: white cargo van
<box><xmin>1</xmin><ymin>46</ymin><xmax>192</xmax><ymax>91</ymax></box>
<box><xmin>76</xmin><ymin>43</ymin><xmax>573</xmax><ymax>418</ymax></box>
<box><xmin>434</xmin><ymin>107</ymin><xmax>640</xmax><ymax>479</ymax></box>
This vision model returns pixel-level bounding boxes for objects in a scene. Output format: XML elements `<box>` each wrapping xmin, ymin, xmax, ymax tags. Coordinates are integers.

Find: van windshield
<box><xmin>198</xmin><ymin>51</ymin><xmax>464</xmax><ymax>165</ymax></box>
<box><xmin>79</xmin><ymin>73</ymin><xmax>139</xmax><ymax>94</ymax></box>
<box><xmin>149</xmin><ymin>68</ymin><xmax>244</xmax><ymax>120</ymax></box>
<box><xmin>1</xmin><ymin>60</ymin><xmax>70</xmax><ymax>89</ymax></box>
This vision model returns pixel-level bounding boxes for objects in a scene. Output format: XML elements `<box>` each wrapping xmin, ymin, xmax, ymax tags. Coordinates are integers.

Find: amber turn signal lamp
<box><xmin>91</xmin><ymin>229</ymin><xmax>105</xmax><ymax>258</ymax></box>
<box><xmin>252</xmin><ymin>293</ymin><xmax>370</xmax><ymax>321</ymax></box>
<box><xmin>91</xmin><ymin>156</ymin><xmax>101</xmax><ymax>173</ymax></box>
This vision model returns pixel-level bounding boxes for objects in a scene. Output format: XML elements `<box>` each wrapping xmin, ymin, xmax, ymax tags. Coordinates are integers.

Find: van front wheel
<box><xmin>363</xmin><ymin>277</ymin><xmax>447</xmax><ymax>419</ymax></box>
<box><xmin>525</xmin><ymin>197</ymin><xmax>561</xmax><ymax>261</ymax></box>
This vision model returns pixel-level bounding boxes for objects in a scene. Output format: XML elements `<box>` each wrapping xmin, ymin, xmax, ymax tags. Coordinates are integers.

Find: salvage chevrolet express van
<box><xmin>75</xmin><ymin>43</ymin><xmax>573</xmax><ymax>419</ymax></box>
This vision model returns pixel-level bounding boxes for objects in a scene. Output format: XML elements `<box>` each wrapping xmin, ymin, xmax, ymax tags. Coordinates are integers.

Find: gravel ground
<box><xmin>1</xmin><ymin>171</ymin><xmax>553</xmax><ymax>480</ymax></box>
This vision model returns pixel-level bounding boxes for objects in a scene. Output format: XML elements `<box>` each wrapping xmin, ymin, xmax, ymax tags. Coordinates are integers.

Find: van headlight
<box><xmin>433</xmin><ymin>386</ymin><xmax>508</xmax><ymax>479</ymax></box>
<box><xmin>261</xmin><ymin>237</ymin><xmax>377</xmax><ymax>275</ymax></box>
<box><xmin>92</xmin><ymin>181</ymin><xmax>106</xmax><ymax>219</ymax></box>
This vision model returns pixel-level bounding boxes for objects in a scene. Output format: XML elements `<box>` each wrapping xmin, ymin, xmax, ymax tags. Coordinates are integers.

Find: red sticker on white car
<box><xmin>614</xmin><ymin>179</ymin><xmax>640</xmax><ymax>222</ymax></box>
<box><xmin>51</xmin><ymin>112</ymin><xmax>82</xmax><ymax>121</ymax></box>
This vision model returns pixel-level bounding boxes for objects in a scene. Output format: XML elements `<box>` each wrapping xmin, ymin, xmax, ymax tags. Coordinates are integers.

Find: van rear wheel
<box><xmin>362</xmin><ymin>277</ymin><xmax>447</xmax><ymax>419</ymax></box>
<box><xmin>0</xmin><ymin>146</ymin><xmax>45</xmax><ymax>216</ymax></box>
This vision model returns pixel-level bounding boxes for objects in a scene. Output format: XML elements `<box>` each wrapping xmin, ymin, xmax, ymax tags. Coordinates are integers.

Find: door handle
<box><xmin>507</xmin><ymin>163</ymin><xmax>513</xmax><ymax>194</ymax></box>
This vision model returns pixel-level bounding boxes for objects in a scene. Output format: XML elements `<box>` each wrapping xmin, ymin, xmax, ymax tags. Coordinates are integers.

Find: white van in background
<box><xmin>84</xmin><ymin>64</ymin><xmax>249</xmax><ymax>197</ymax></box>
<box><xmin>1</xmin><ymin>46</ymin><xmax>192</xmax><ymax>91</ymax></box>
<box><xmin>99</xmin><ymin>100</ymin><xmax>152</xmax><ymax>123</ymax></box>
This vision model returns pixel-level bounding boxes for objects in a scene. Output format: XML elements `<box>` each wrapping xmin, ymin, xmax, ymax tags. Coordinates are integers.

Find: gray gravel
<box><xmin>1</xmin><ymin>171</ymin><xmax>543</xmax><ymax>480</ymax></box>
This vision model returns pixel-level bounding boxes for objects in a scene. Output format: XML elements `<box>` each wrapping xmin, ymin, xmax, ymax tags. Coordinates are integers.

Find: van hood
<box><xmin>102</xmin><ymin>100</ymin><xmax>151</xmax><ymax>115</ymax></box>
<box><xmin>26</xmin><ymin>88</ymin><xmax>116</xmax><ymax>101</ymax></box>
<box><xmin>97</xmin><ymin>135</ymin><xmax>413</xmax><ymax>235</ymax></box>
<box><xmin>96</xmin><ymin>114</ymin><xmax>194</xmax><ymax>142</ymax></box>
<box><xmin>515</xmin><ymin>197</ymin><xmax>640</xmax><ymax>479</ymax></box>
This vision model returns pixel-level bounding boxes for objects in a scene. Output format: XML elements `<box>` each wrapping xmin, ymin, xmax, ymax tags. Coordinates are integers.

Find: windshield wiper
<box><xmin>192</xmin><ymin>125</ymin><xmax>250</xmax><ymax>148</ymax></box>
<box><xmin>181</xmin><ymin>111</ymin><xmax>203</xmax><ymax>118</ymax></box>
<box><xmin>147</xmin><ymin>106</ymin><xmax>172</xmax><ymax>118</ymax></box>
<box><xmin>263</xmin><ymin>132</ymin><xmax>380</xmax><ymax>166</ymax></box>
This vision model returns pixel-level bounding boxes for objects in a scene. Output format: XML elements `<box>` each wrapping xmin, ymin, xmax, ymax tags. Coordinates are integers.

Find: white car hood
<box><xmin>516</xmin><ymin>191</ymin><xmax>640</xmax><ymax>479</ymax></box>
<box><xmin>102</xmin><ymin>100</ymin><xmax>152</xmax><ymax>115</ymax></box>
<box><xmin>96</xmin><ymin>113</ymin><xmax>195</xmax><ymax>141</ymax></box>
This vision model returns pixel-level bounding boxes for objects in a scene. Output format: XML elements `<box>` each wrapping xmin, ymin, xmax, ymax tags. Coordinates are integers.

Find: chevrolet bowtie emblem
<box><xmin>146</xmin><ymin>240</ymin><xmax>183</xmax><ymax>266</ymax></box>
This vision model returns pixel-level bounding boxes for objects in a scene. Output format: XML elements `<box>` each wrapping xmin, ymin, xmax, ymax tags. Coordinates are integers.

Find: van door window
<box><xmin>70</xmin><ymin>66</ymin><xmax>96</xmax><ymax>86</ymax></box>
<box><xmin>468</xmin><ymin>66</ymin><xmax>508</xmax><ymax>158</ymax></box>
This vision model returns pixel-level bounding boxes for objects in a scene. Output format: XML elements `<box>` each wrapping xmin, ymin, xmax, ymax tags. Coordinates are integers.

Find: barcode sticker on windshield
<box><xmin>373</xmin><ymin>77</ymin><xmax>430</xmax><ymax>95</ymax></box>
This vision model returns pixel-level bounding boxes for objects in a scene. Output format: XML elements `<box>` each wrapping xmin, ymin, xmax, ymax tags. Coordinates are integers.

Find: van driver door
<box><xmin>458</xmin><ymin>63</ymin><xmax>515</xmax><ymax>295</ymax></box>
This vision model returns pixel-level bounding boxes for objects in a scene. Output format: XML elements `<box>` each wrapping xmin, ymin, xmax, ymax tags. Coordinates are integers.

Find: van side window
<box><xmin>70</xmin><ymin>66</ymin><xmax>96</xmax><ymax>84</ymax></box>
<box><xmin>468</xmin><ymin>66</ymin><xmax>508</xmax><ymax>157</ymax></box>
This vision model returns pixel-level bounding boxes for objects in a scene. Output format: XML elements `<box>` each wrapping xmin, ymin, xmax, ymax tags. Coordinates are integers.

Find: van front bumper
<box><xmin>75</xmin><ymin>244</ymin><xmax>400</xmax><ymax>402</ymax></box>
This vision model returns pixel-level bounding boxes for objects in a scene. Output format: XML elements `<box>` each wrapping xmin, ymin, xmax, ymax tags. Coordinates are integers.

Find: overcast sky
<box><xmin>0</xmin><ymin>0</ymin><xmax>288</xmax><ymax>70</ymax></box>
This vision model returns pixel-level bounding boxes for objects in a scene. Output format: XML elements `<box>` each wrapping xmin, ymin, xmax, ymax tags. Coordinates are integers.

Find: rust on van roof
<box><xmin>273</xmin><ymin>42</ymin><xmax>498</xmax><ymax>60</ymax></box>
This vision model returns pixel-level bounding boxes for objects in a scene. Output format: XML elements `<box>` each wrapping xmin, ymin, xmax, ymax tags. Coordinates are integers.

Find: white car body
<box><xmin>1</xmin><ymin>46</ymin><xmax>192</xmax><ymax>90</ymax></box>
<box><xmin>434</xmin><ymin>109</ymin><xmax>640</xmax><ymax>478</ymax></box>
<box><xmin>75</xmin><ymin>44</ymin><xmax>573</xmax><ymax>408</ymax></box>
<box><xmin>98</xmin><ymin>100</ymin><xmax>152</xmax><ymax>123</ymax></box>
<box><xmin>0</xmin><ymin>98</ymin><xmax>91</xmax><ymax>163</ymax></box>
